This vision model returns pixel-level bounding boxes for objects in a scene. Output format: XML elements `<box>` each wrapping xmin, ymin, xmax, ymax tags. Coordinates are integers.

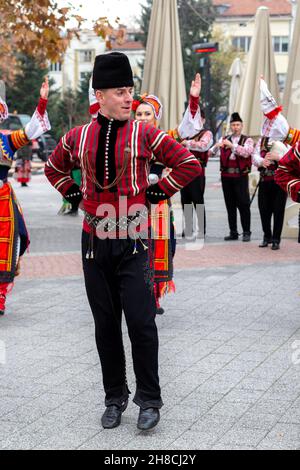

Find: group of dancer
<box><xmin>1</xmin><ymin>52</ymin><xmax>300</xmax><ymax>431</ymax></box>
<box><xmin>184</xmin><ymin>78</ymin><xmax>300</xmax><ymax>251</ymax></box>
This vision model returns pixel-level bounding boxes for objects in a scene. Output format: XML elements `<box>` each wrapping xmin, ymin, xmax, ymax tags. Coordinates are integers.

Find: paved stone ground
<box><xmin>0</xmin><ymin>162</ymin><xmax>299</xmax><ymax>450</ymax></box>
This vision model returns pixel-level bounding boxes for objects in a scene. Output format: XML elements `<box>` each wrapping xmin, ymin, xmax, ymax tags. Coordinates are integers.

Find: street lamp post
<box><xmin>192</xmin><ymin>42</ymin><xmax>219</xmax><ymax>128</ymax></box>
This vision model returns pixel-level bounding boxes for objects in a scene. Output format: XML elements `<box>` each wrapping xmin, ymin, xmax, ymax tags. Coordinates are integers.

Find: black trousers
<box><xmin>82</xmin><ymin>231</ymin><xmax>163</xmax><ymax>410</ymax></box>
<box><xmin>181</xmin><ymin>175</ymin><xmax>206</xmax><ymax>235</ymax></box>
<box><xmin>222</xmin><ymin>176</ymin><xmax>251</xmax><ymax>234</ymax></box>
<box><xmin>258</xmin><ymin>180</ymin><xmax>287</xmax><ymax>243</ymax></box>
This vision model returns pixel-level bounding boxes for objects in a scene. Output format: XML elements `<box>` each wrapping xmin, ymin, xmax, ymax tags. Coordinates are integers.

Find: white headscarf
<box><xmin>260</xmin><ymin>78</ymin><xmax>289</xmax><ymax>141</ymax></box>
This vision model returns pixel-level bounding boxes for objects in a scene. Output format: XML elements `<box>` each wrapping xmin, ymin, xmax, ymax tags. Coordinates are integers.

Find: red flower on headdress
<box><xmin>132</xmin><ymin>99</ymin><xmax>142</xmax><ymax>113</ymax></box>
<box><xmin>132</xmin><ymin>93</ymin><xmax>148</xmax><ymax>113</ymax></box>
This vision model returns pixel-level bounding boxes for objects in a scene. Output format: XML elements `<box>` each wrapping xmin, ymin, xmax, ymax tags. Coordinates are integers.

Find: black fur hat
<box><xmin>230</xmin><ymin>112</ymin><xmax>243</xmax><ymax>123</ymax></box>
<box><xmin>92</xmin><ymin>52</ymin><xmax>134</xmax><ymax>90</ymax></box>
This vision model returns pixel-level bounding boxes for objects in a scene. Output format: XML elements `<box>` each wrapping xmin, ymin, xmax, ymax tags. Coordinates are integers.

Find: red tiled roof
<box><xmin>213</xmin><ymin>0</ymin><xmax>292</xmax><ymax>17</ymax></box>
<box><xmin>111</xmin><ymin>41</ymin><xmax>145</xmax><ymax>51</ymax></box>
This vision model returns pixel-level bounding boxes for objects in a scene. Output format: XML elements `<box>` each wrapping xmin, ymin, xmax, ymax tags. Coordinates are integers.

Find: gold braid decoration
<box><xmin>82</xmin><ymin>145</ymin><xmax>131</xmax><ymax>191</ymax></box>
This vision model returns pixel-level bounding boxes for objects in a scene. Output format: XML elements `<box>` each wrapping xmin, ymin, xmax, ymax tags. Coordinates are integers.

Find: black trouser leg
<box><xmin>198</xmin><ymin>176</ymin><xmax>206</xmax><ymax>235</ymax></box>
<box><xmin>181</xmin><ymin>175</ymin><xmax>206</xmax><ymax>235</ymax></box>
<box><xmin>272</xmin><ymin>182</ymin><xmax>287</xmax><ymax>243</ymax></box>
<box><xmin>82</xmin><ymin>231</ymin><xmax>162</xmax><ymax>410</ymax></box>
<box><xmin>82</xmin><ymin>233</ymin><xmax>128</xmax><ymax>407</ymax></box>
<box><xmin>119</xmin><ymin>248</ymin><xmax>162</xmax><ymax>409</ymax></box>
<box><xmin>258</xmin><ymin>182</ymin><xmax>273</xmax><ymax>240</ymax></box>
<box><xmin>236</xmin><ymin>176</ymin><xmax>251</xmax><ymax>234</ymax></box>
<box><xmin>222</xmin><ymin>177</ymin><xmax>238</xmax><ymax>234</ymax></box>
<box><xmin>181</xmin><ymin>184</ymin><xmax>192</xmax><ymax>237</ymax></box>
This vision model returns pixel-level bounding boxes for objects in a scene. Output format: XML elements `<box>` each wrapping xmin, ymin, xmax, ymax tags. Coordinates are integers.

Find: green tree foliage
<box><xmin>47</xmin><ymin>73</ymin><xmax>92</xmax><ymax>140</ymax></box>
<box><xmin>209</xmin><ymin>29</ymin><xmax>243</xmax><ymax>136</ymax></box>
<box><xmin>138</xmin><ymin>0</ymin><xmax>214</xmax><ymax>93</ymax></box>
<box><xmin>5</xmin><ymin>55</ymin><xmax>93</xmax><ymax>142</ymax></box>
<box><xmin>5</xmin><ymin>55</ymin><xmax>47</xmax><ymax>115</ymax></box>
<box><xmin>177</xmin><ymin>0</ymin><xmax>215</xmax><ymax>93</ymax></box>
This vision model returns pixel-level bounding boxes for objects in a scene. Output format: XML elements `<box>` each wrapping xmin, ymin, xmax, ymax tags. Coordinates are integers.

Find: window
<box><xmin>79</xmin><ymin>50</ymin><xmax>93</xmax><ymax>63</ymax></box>
<box><xmin>277</xmin><ymin>74</ymin><xmax>287</xmax><ymax>92</ymax></box>
<box><xmin>49</xmin><ymin>62</ymin><xmax>62</xmax><ymax>72</ymax></box>
<box><xmin>232</xmin><ymin>36</ymin><xmax>252</xmax><ymax>52</ymax></box>
<box><xmin>215</xmin><ymin>4</ymin><xmax>230</xmax><ymax>15</ymax></box>
<box><xmin>273</xmin><ymin>37</ymin><xmax>289</xmax><ymax>53</ymax></box>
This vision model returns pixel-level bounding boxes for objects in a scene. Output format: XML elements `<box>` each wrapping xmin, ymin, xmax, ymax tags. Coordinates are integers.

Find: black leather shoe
<box><xmin>137</xmin><ymin>407</ymin><xmax>160</xmax><ymax>431</ymax></box>
<box><xmin>242</xmin><ymin>232</ymin><xmax>251</xmax><ymax>242</ymax></box>
<box><xmin>272</xmin><ymin>242</ymin><xmax>280</xmax><ymax>251</ymax></box>
<box><xmin>0</xmin><ymin>310</ymin><xmax>4</xmax><ymax>316</ymax></box>
<box><xmin>156</xmin><ymin>307</ymin><xmax>164</xmax><ymax>315</ymax></box>
<box><xmin>101</xmin><ymin>400</ymin><xmax>128</xmax><ymax>429</ymax></box>
<box><xmin>224</xmin><ymin>233</ymin><xmax>239</xmax><ymax>241</ymax></box>
<box><xmin>259</xmin><ymin>238</ymin><xmax>272</xmax><ymax>248</ymax></box>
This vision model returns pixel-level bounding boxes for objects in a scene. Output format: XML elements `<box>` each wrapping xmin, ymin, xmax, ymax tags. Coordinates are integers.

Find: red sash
<box><xmin>0</xmin><ymin>183</ymin><xmax>18</xmax><ymax>280</ymax></box>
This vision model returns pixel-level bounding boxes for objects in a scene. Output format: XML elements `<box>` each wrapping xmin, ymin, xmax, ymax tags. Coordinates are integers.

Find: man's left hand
<box><xmin>222</xmin><ymin>139</ymin><xmax>234</xmax><ymax>149</ymax></box>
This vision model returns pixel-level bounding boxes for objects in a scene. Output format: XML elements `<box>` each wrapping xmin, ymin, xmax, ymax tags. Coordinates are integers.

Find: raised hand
<box><xmin>190</xmin><ymin>73</ymin><xmax>201</xmax><ymax>98</ymax></box>
<box><xmin>40</xmin><ymin>76</ymin><xmax>49</xmax><ymax>100</ymax></box>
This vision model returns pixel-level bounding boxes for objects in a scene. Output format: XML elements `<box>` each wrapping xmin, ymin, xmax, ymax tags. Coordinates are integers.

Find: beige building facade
<box><xmin>213</xmin><ymin>0</ymin><xmax>295</xmax><ymax>91</ymax></box>
<box><xmin>49</xmin><ymin>30</ymin><xmax>145</xmax><ymax>96</ymax></box>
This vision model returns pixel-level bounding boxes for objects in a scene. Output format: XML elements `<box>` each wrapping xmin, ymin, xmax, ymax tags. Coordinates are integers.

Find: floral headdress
<box><xmin>132</xmin><ymin>93</ymin><xmax>163</xmax><ymax>121</ymax></box>
<box><xmin>0</xmin><ymin>97</ymin><xmax>8</xmax><ymax>123</ymax></box>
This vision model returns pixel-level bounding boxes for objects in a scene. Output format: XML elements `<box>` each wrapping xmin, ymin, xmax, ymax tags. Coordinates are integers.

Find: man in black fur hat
<box><xmin>210</xmin><ymin>112</ymin><xmax>254</xmax><ymax>242</ymax></box>
<box><xmin>45</xmin><ymin>52</ymin><xmax>202</xmax><ymax>431</ymax></box>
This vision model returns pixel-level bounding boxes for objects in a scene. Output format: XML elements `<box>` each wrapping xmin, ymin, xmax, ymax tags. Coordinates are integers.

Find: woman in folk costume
<box><xmin>180</xmin><ymin>109</ymin><xmax>214</xmax><ymax>237</ymax></box>
<box><xmin>0</xmin><ymin>78</ymin><xmax>50</xmax><ymax>316</ymax></box>
<box><xmin>58</xmin><ymin>79</ymin><xmax>98</xmax><ymax>216</ymax></box>
<box><xmin>132</xmin><ymin>74</ymin><xmax>203</xmax><ymax>315</ymax></box>
<box><xmin>252</xmin><ymin>78</ymin><xmax>300</xmax><ymax>250</ymax></box>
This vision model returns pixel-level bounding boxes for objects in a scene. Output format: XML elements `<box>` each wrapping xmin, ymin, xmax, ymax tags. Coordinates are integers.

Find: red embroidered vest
<box><xmin>191</xmin><ymin>130</ymin><xmax>210</xmax><ymax>168</ymax></box>
<box><xmin>220</xmin><ymin>134</ymin><xmax>252</xmax><ymax>178</ymax></box>
<box><xmin>259</xmin><ymin>137</ymin><xmax>277</xmax><ymax>182</ymax></box>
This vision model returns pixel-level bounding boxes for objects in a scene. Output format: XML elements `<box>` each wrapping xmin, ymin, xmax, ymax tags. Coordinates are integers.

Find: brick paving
<box><xmin>20</xmin><ymin>239</ymin><xmax>300</xmax><ymax>279</ymax></box>
<box><xmin>0</xmin><ymin>167</ymin><xmax>299</xmax><ymax>450</ymax></box>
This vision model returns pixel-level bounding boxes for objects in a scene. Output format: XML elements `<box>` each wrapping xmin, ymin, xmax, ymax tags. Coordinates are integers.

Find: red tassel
<box><xmin>264</xmin><ymin>106</ymin><xmax>283</xmax><ymax>120</ymax></box>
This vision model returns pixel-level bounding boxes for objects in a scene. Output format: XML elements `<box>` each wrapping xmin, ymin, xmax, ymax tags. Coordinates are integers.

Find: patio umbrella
<box><xmin>236</xmin><ymin>6</ymin><xmax>279</xmax><ymax>137</ymax></box>
<box><xmin>226</xmin><ymin>57</ymin><xmax>244</xmax><ymax>132</ymax></box>
<box><xmin>141</xmin><ymin>0</ymin><xmax>186</xmax><ymax>131</ymax></box>
<box><xmin>283</xmin><ymin>0</ymin><xmax>300</xmax><ymax>127</ymax></box>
